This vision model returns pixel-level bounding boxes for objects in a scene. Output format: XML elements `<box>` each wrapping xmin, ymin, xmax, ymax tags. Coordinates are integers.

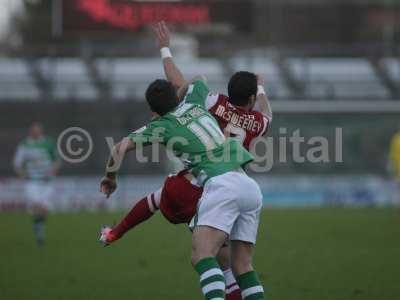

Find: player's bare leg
<box><xmin>231</xmin><ymin>240</ymin><xmax>265</xmax><ymax>300</ymax></box>
<box><xmin>217</xmin><ymin>244</ymin><xmax>242</xmax><ymax>300</ymax></box>
<box><xmin>216</xmin><ymin>243</ymin><xmax>230</xmax><ymax>269</ymax></box>
<box><xmin>192</xmin><ymin>226</ymin><xmax>228</xmax><ymax>300</ymax></box>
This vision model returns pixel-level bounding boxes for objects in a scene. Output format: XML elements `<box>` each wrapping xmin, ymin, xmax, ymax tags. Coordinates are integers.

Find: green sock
<box><xmin>236</xmin><ymin>271</ymin><xmax>265</xmax><ymax>300</ymax></box>
<box><xmin>195</xmin><ymin>257</ymin><xmax>225</xmax><ymax>300</ymax></box>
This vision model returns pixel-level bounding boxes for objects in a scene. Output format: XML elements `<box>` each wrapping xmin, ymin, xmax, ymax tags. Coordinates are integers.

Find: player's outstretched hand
<box><xmin>153</xmin><ymin>21</ymin><xmax>170</xmax><ymax>49</ymax></box>
<box><xmin>100</xmin><ymin>176</ymin><xmax>117</xmax><ymax>198</ymax></box>
<box><xmin>99</xmin><ymin>226</ymin><xmax>119</xmax><ymax>247</ymax></box>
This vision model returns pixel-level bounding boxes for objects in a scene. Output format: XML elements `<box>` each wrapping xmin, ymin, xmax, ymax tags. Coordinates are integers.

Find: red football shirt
<box><xmin>206</xmin><ymin>93</ymin><xmax>271</xmax><ymax>150</ymax></box>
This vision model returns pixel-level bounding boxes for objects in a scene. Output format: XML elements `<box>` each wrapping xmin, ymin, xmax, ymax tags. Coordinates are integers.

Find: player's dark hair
<box><xmin>145</xmin><ymin>79</ymin><xmax>179</xmax><ymax>116</ymax></box>
<box><xmin>228</xmin><ymin>71</ymin><xmax>258</xmax><ymax>107</ymax></box>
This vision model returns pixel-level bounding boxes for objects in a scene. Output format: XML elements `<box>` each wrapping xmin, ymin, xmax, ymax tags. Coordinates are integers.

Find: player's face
<box><xmin>29</xmin><ymin>123</ymin><xmax>43</xmax><ymax>139</ymax></box>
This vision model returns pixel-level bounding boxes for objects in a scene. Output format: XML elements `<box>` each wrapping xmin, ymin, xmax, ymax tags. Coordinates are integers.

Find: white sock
<box><xmin>224</xmin><ymin>269</ymin><xmax>240</xmax><ymax>295</ymax></box>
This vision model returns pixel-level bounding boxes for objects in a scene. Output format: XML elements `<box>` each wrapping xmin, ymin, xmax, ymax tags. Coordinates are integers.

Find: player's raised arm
<box><xmin>154</xmin><ymin>21</ymin><xmax>187</xmax><ymax>91</ymax></box>
<box><xmin>255</xmin><ymin>75</ymin><xmax>273</xmax><ymax>120</ymax></box>
<box><xmin>100</xmin><ymin>137</ymin><xmax>135</xmax><ymax>198</ymax></box>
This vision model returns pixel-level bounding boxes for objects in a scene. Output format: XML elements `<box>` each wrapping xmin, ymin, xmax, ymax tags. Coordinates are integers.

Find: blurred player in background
<box><xmin>13</xmin><ymin>122</ymin><xmax>60</xmax><ymax>246</ymax></box>
<box><xmin>100</xmin><ymin>22</ymin><xmax>272</xmax><ymax>300</ymax></box>
<box><xmin>388</xmin><ymin>128</ymin><xmax>400</xmax><ymax>203</ymax></box>
<box><xmin>388</xmin><ymin>129</ymin><xmax>400</xmax><ymax>183</ymax></box>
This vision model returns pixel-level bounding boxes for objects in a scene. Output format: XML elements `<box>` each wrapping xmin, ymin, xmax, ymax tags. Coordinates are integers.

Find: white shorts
<box><xmin>194</xmin><ymin>170</ymin><xmax>263</xmax><ymax>244</ymax></box>
<box><xmin>25</xmin><ymin>181</ymin><xmax>54</xmax><ymax>209</ymax></box>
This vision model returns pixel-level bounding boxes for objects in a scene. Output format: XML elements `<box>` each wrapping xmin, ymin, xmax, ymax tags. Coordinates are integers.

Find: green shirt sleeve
<box><xmin>43</xmin><ymin>137</ymin><xmax>58</xmax><ymax>162</ymax></box>
<box><xmin>184</xmin><ymin>80</ymin><xmax>210</xmax><ymax>108</ymax></box>
<box><xmin>128</xmin><ymin>120</ymin><xmax>168</xmax><ymax>146</ymax></box>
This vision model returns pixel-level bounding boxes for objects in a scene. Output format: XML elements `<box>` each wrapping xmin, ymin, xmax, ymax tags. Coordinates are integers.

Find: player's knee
<box><xmin>191</xmin><ymin>245</ymin><xmax>216</xmax><ymax>267</ymax></box>
<box><xmin>191</xmin><ymin>249</ymin><xmax>209</xmax><ymax>267</ymax></box>
<box><xmin>231</xmin><ymin>255</ymin><xmax>253</xmax><ymax>276</ymax></box>
<box><xmin>191</xmin><ymin>248</ymin><xmax>211</xmax><ymax>267</ymax></box>
<box><xmin>191</xmin><ymin>227</ymin><xmax>226</xmax><ymax>267</ymax></box>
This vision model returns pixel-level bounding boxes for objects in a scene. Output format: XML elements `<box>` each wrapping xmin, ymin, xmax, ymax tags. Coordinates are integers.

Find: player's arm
<box><xmin>100</xmin><ymin>137</ymin><xmax>136</xmax><ymax>198</ymax></box>
<box><xmin>49</xmin><ymin>139</ymin><xmax>61</xmax><ymax>176</ymax></box>
<box><xmin>255</xmin><ymin>75</ymin><xmax>273</xmax><ymax>120</ymax></box>
<box><xmin>100</xmin><ymin>121</ymin><xmax>165</xmax><ymax>197</ymax></box>
<box><xmin>13</xmin><ymin>145</ymin><xmax>26</xmax><ymax>178</ymax></box>
<box><xmin>153</xmin><ymin>23</ymin><xmax>217</xmax><ymax>105</ymax></box>
<box><xmin>51</xmin><ymin>160</ymin><xmax>61</xmax><ymax>176</ymax></box>
<box><xmin>154</xmin><ymin>21</ymin><xmax>187</xmax><ymax>91</ymax></box>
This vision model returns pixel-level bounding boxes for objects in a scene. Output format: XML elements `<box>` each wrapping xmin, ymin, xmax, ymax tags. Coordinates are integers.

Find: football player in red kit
<box><xmin>100</xmin><ymin>22</ymin><xmax>272</xmax><ymax>300</ymax></box>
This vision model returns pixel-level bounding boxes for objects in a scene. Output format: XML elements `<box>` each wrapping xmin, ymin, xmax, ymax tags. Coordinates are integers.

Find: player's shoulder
<box><xmin>145</xmin><ymin>116</ymin><xmax>173</xmax><ymax>132</ymax></box>
<box><xmin>43</xmin><ymin>136</ymin><xmax>55</xmax><ymax>144</ymax></box>
<box><xmin>19</xmin><ymin>138</ymin><xmax>30</xmax><ymax>147</ymax></box>
<box><xmin>169</xmin><ymin>101</ymin><xmax>196</xmax><ymax>117</ymax></box>
<box><xmin>38</xmin><ymin>136</ymin><xmax>56</xmax><ymax>149</ymax></box>
<box><xmin>130</xmin><ymin>125</ymin><xmax>148</xmax><ymax>135</ymax></box>
<box><xmin>191</xmin><ymin>77</ymin><xmax>208</xmax><ymax>87</ymax></box>
<box><xmin>248</xmin><ymin>108</ymin><xmax>270</xmax><ymax>123</ymax></box>
<box><xmin>214</xmin><ymin>93</ymin><xmax>230</xmax><ymax>106</ymax></box>
<box><xmin>128</xmin><ymin>118</ymin><xmax>172</xmax><ymax>143</ymax></box>
<box><xmin>19</xmin><ymin>137</ymin><xmax>39</xmax><ymax>147</ymax></box>
<box><xmin>206</xmin><ymin>93</ymin><xmax>228</xmax><ymax>110</ymax></box>
<box><xmin>212</xmin><ymin>94</ymin><xmax>264</xmax><ymax>118</ymax></box>
<box><xmin>186</xmin><ymin>78</ymin><xmax>209</xmax><ymax>95</ymax></box>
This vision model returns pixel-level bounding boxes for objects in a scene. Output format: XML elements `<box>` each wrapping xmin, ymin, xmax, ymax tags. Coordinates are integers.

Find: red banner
<box><xmin>64</xmin><ymin>0</ymin><xmax>210</xmax><ymax>32</ymax></box>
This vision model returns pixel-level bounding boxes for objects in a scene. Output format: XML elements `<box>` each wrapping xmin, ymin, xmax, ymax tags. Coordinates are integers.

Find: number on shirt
<box><xmin>188</xmin><ymin>116</ymin><xmax>225</xmax><ymax>151</ymax></box>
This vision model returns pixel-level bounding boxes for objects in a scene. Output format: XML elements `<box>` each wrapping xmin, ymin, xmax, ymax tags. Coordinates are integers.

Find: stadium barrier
<box><xmin>0</xmin><ymin>175</ymin><xmax>397</xmax><ymax>212</ymax></box>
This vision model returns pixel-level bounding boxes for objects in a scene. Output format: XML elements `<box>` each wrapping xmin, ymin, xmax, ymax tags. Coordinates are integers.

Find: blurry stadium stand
<box><xmin>286</xmin><ymin>58</ymin><xmax>390</xmax><ymax>99</ymax></box>
<box><xmin>231</xmin><ymin>53</ymin><xmax>292</xmax><ymax>99</ymax></box>
<box><xmin>0</xmin><ymin>58</ymin><xmax>40</xmax><ymax>100</ymax></box>
<box><xmin>382</xmin><ymin>58</ymin><xmax>400</xmax><ymax>83</ymax></box>
<box><xmin>37</xmin><ymin>58</ymin><xmax>98</xmax><ymax>101</ymax></box>
<box><xmin>0</xmin><ymin>55</ymin><xmax>399</xmax><ymax>102</ymax></box>
<box><xmin>95</xmin><ymin>57</ymin><xmax>225</xmax><ymax>100</ymax></box>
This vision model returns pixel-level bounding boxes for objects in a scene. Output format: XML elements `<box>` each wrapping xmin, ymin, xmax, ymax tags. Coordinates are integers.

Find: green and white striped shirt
<box><xmin>13</xmin><ymin>136</ymin><xmax>58</xmax><ymax>180</ymax></box>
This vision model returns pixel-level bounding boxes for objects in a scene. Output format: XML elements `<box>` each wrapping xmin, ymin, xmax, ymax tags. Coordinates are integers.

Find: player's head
<box><xmin>29</xmin><ymin>122</ymin><xmax>43</xmax><ymax>139</ymax></box>
<box><xmin>146</xmin><ymin>79</ymin><xmax>179</xmax><ymax>116</ymax></box>
<box><xmin>228</xmin><ymin>71</ymin><xmax>258</xmax><ymax>108</ymax></box>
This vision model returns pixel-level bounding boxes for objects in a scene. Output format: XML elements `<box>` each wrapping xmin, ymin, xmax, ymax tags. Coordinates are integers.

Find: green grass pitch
<box><xmin>1</xmin><ymin>209</ymin><xmax>399</xmax><ymax>300</ymax></box>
